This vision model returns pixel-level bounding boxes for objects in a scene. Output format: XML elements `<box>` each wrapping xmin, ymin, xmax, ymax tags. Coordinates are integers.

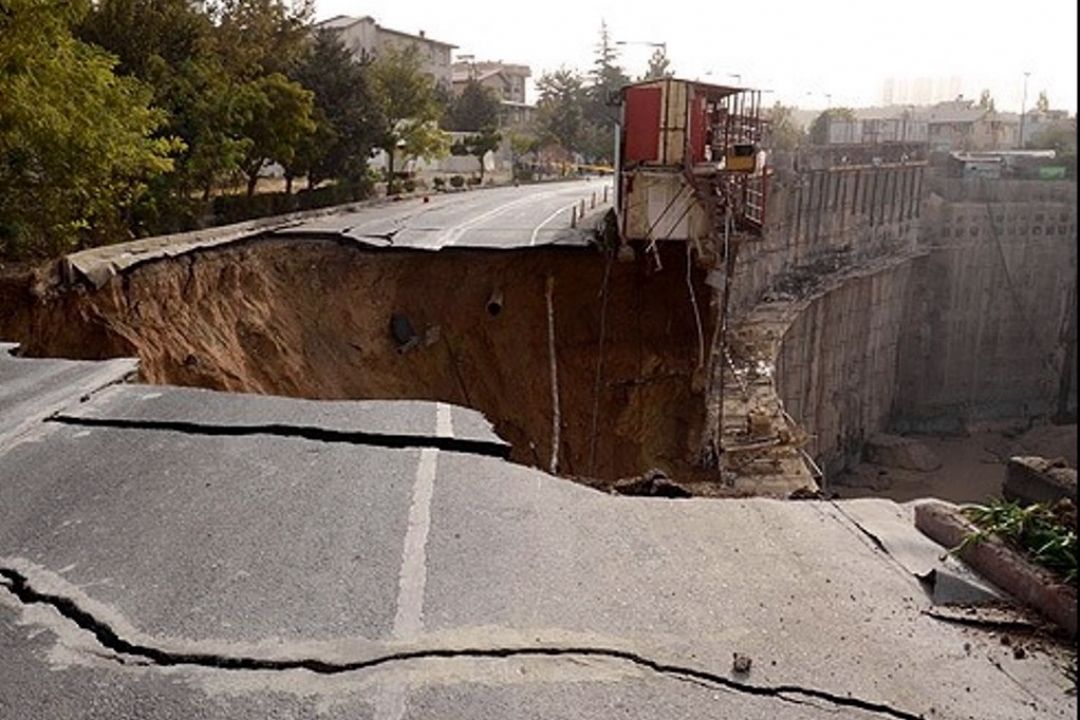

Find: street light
<box><xmin>1019</xmin><ymin>71</ymin><xmax>1031</xmax><ymax>149</ymax></box>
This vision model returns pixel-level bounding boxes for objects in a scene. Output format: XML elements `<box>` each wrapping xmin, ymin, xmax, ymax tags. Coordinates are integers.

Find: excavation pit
<box><xmin>3</xmin><ymin>238</ymin><xmax>725</xmax><ymax>492</ymax></box>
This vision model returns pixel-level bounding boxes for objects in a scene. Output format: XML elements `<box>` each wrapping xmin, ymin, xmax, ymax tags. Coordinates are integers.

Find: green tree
<box><xmin>205</xmin><ymin>0</ymin><xmax>314</xmax><ymax>79</ymax></box>
<box><xmin>583</xmin><ymin>20</ymin><xmax>629</xmax><ymax>163</ymax></box>
<box><xmin>446</xmin><ymin>79</ymin><xmax>501</xmax><ymax>132</ymax></box>
<box><xmin>370</xmin><ymin>46</ymin><xmax>448</xmax><ymax>194</ymax></box>
<box><xmin>77</xmin><ymin>0</ymin><xmax>213</xmax><ymax>80</ymax></box>
<box><xmin>290</xmin><ymin>29</ymin><xmax>381</xmax><ymax>189</ymax></box>
<box><xmin>170</xmin><ymin>61</ymin><xmax>252</xmax><ymax>201</ymax></box>
<box><xmin>808</xmin><ymin>107</ymin><xmax>855</xmax><ymax>145</ymax></box>
<box><xmin>77</xmin><ymin>0</ymin><xmax>243</xmax><ymax>208</ymax></box>
<box><xmin>535</xmin><ymin>68</ymin><xmax>586</xmax><ymax>154</ymax></box>
<box><xmin>452</xmin><ymin>129</ymin><xmax>502</xmax><ymax>183</ymax></box>
<box><xmin>764</xmin><ymin>103</ymin><xmax>805</xmax><ymax>150</ymax></box>
<box><xmin>642</xmin><ymin>47</ymin><xmax>672</xmax><ymax>80</ymax></box>
<box><xmin>1030</xmin><ymin>120</ymin><xmax>1077</xmax><ymax>158</ymax></box>
<box><xmin>1036</xmin><ymin>90</ymin><xmax>1050</xmax><ymax>113</ymax></box>
<box><xmin>978</xmin><ymin>89</ymin><xmax>995</xmax><ymax>112</ymax></box>
<box><xmin>234</xmin><ymin>73</ymin><xmax>315</xmax><ymax>196</ymax></box>
<box><xmin>0</xmin><ymin>0</ymin><xmax>178</xmax><ymax>259</ymax></box>
<box><xmin>588</xmin><ymin>20</ymin><xmax>629</xmax><ymax>109</ymax></box>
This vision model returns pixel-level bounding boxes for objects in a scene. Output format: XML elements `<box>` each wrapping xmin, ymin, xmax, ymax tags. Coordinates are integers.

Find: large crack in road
<box><xmin>46</xmin><ymin>414</ymin><xmax>511</xmax><ymax>459</ymax></box>
<box><xmin>0</xmin><ymin>566</ymin><xmax>924</xmax><ymax>720</ymax></box>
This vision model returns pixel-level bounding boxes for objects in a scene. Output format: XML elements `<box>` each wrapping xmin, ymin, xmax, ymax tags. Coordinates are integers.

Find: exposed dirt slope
<box><xmin>4</xmin><ymin>239</ymin><xmax>716</xmax><ymax>484</ymax></box>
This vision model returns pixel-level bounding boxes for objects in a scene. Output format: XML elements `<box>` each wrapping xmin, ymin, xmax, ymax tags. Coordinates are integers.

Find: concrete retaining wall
<box><xmin>774</xmin><ymin>256</ymin><xmax>917</xmax><ymax>476</ymax></box>
<box><xmin>730</xmin><ymin>157</ymin><xmax>924</xmax><ymax>317</ymax></box>
<box><xmin>741</xmin><ymin>167</ymin><xmax>1076</xmax><ymax>482</ymax></box>
<box><xmin>894</xmin><ymin>177</ymin><xmax>1078</xmax><ymax>430</ymax></box>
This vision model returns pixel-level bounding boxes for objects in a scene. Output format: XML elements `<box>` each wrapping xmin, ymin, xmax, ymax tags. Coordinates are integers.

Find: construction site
<box><xmin>2</xmin><ymin>78</ymin><xmax>1075</xmax><ymax>498</ymax></box>
<box><xmin>2</xmin><ymin>76</ymin><xmax>1078</xmax><ymax>719</ymax></box>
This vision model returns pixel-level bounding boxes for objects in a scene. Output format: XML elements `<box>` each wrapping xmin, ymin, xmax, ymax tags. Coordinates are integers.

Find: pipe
<box><xmin>546</xmin><ymin>275</ymin><xmax>561</xmax><ymax>475</ymax></box>
<box><xmin>486</xmin><ymin>287</ymin><xmax>504</xmax><ymax>317</ymax></box>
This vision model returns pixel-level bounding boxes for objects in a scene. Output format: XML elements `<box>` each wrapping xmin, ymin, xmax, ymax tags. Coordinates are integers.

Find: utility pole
<box><xmin>1018</xmin><ymin>71</ymin><xmax>1031</xmax><ymax>149</ymax></box>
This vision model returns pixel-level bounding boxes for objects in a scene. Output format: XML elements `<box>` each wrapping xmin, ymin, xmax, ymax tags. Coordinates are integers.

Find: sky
<box><xmin>317</xmin><ymin>0</ymin><xmax>1078</xmax><ymax>113</ymax></box>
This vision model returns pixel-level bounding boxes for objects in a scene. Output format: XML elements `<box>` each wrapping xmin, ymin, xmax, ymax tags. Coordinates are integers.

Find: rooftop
<box><xmin>314</xmin><ymin>14</ymin><xmax>457</xmax><ymax>49</ymax></box>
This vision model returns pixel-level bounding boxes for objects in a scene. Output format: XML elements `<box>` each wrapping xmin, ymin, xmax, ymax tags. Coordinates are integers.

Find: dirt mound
<box><xmin>3</xmin><ymin>238</ymin><xmax>717</xmax><ymax>486</ymax></box>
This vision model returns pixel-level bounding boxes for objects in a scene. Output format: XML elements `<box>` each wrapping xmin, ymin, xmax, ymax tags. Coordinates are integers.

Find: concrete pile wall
<box><xmin>894</xmin><ymin>177</ymin><xmax>1078</xmax><ymax>430</ymax></box>
<box><xmin>730</xmin><ymin>152</ymin><xmax>925</xmax><ymax>316</ymax></box>
<box><xmin>736</xmin><ymin>154</ymin><xmax>1076</xmax><ymax>482</ymax></box>
<box><xmin>774</xmin><ymin>256</ymin><xmax>917</xmax><ymax>476</ymax></box>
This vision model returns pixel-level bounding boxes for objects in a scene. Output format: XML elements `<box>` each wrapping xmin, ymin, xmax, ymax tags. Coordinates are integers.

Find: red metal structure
<box><xmin>614</xmin><ymin>78</ymin><xmax>773</xmax><ymax>474</ymax></box>
<box><xmin>616</xmin><ymin>78</ymin><xmax>770</xmax><ymax>250</ymax></box>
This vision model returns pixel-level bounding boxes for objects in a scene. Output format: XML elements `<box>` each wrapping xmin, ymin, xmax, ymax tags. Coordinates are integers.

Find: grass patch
<box><xmin>959</xmin><ymin>499</ymin><xmax>1077</xmax><ymax>586</ymax></box>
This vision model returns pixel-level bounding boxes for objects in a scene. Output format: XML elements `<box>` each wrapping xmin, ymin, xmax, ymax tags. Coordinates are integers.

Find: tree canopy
<box><xmin>1</xmin><ymin>0</ymin><xmax>179</xmax><ymax>258</ymax></box>
<box><xmin>643</xmin><ymin>47</ymin><xmax>673</xmax><ymax>81</ymax></box>
<box><xmin>765</xmin><ymin>103</ymin><xmax>805</xmax><ymax>150</ymax></box>
<box><xmin>369</xmin><ymin>46</ymin><xmax>449</xmax><ymax>192</ymax></box>
<box><xmin>289</xmin><ymin>29</ymin><xmax>382</xmax><ymax>188</ymax></box>
<box><xmin>234</xmin><ymin>73</ymin><xmax>315</xmax><ymax>196</ymax></box>
<box><xmin>535</xmin><ymin>68</ymin><xmax>587</xmax><ymax>154</ymax></box>
<box><xmin>808</xmin><ymin>107</ymin><xmax>856</xmax><ymax>145</ymax></box>
<box><xmin>446</xmin><ymin>79</ymin><xmax>502</xmax><ymax>132</ymax></box>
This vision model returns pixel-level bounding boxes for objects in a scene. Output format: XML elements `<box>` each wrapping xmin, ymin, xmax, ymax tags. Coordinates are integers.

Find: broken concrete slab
<box><xmin>1004</xmin><ymin>456</ymin><xmax>1077</xmax><ymax>505</ymax></box>
<box><xmin>0</xmin><ymin>423</ymin><xmax>418</xmax><ymax>643</ymax></box>
<box><xmin>0</xmin><ymin>343</ymin><xmax>138</xmax><ymax>451</ymax></box>
<box><xmin>830</xmin><ymin>498</ymin><xmax>1003</xmax><ymax>604</ymax></box>
<box><xmin>53</xmin><ymin>383</ymin><xmax>509</xmax><ymax>456</ymax></box>
<box><xmin>864</xmin><ymin>434</ymin><xmax>942</xmax><ymax>472</ymax></box>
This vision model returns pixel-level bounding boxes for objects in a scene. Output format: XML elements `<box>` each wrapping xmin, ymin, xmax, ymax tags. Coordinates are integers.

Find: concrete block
<box><xmin>864</xmin><ymin>433</ymin><xmax>942</xmax><ymax>472</ymax></box>
<box><xmin>1004</xmin><ymin>456</ymin><xmax>1077</xmax><ymax>506</ymax></box>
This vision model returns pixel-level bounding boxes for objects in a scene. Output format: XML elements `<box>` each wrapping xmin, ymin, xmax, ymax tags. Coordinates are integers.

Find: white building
<box><xmin>313</xmin><ymin>15</ymin><xmax>456</xmax><ymax>89</ymax></box>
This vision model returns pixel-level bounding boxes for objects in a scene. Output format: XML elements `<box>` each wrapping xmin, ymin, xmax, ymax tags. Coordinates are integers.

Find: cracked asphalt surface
<box><xmin>0</xmin><ymin>349</ymin><xmax>1076</xmax><ymax>719</ymax></box>
<box><xmin>272</xmin><ymin>179</ymin><xmax>613</xmax><ymax>249</ymax></box>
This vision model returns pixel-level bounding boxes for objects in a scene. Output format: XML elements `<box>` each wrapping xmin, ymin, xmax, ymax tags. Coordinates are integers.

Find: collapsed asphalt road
<box><xmin>0</xmin><ymin>348</ymin><xmax>1075</xmax><ymax>719</ymax></box>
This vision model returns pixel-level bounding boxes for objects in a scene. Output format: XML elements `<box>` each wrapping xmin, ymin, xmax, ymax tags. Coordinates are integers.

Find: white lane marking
<box><xmin>435</xmin><ymin>402</ymin><xmax>453</xmax><ymax>438</ymax></box>
<box><xmin>393</xmin><ymin>447</ymin><xmax>438</xmax><ymax>640</ymax></box>
<box><xmin>529</xmin><ymin>182</ymin><xmax>614</xmax><ymax>246</ymax></box>
<box><xmin>435</xmin><ymin>184</ymin><xmax>597</xmax><ymax>247</ymax></box>
<box><xmin>529</xmin><ymin>203</ymin><xmax>576</xmax><ymax>246</ymax></box>
<box><xmin>377</xmin><ymin>444</ymin><xmax>440</xmax><ymax>720</ymax></box>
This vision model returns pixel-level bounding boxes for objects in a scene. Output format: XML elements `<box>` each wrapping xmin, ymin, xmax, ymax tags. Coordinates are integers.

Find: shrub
<box><xmin>432</xmin><ymin>177</ymin><xmax>446</xmax><ymax>190</ymax></box>
<box><xmin>403</xmin><ymin>178</ymin><xmax>417</xmax><ymax>193</ymax></box>
<box><xmin>449</xmin><ymin>175</ymin><xmax>465</xmax><ymax>189</ymax></box>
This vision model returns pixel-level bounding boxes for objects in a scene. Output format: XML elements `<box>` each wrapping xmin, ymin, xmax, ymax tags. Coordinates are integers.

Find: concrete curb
<box><xmin>914</xmin><ymin>501</ymin><xmax>1077</xmax><ymax>637</ymax></box>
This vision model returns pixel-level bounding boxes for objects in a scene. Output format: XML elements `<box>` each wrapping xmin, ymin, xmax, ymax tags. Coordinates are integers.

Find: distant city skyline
<box><xmin>317</xmin><ymin>0</ymin><xmax>1078</xmax><ymax>113</ymax></box>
